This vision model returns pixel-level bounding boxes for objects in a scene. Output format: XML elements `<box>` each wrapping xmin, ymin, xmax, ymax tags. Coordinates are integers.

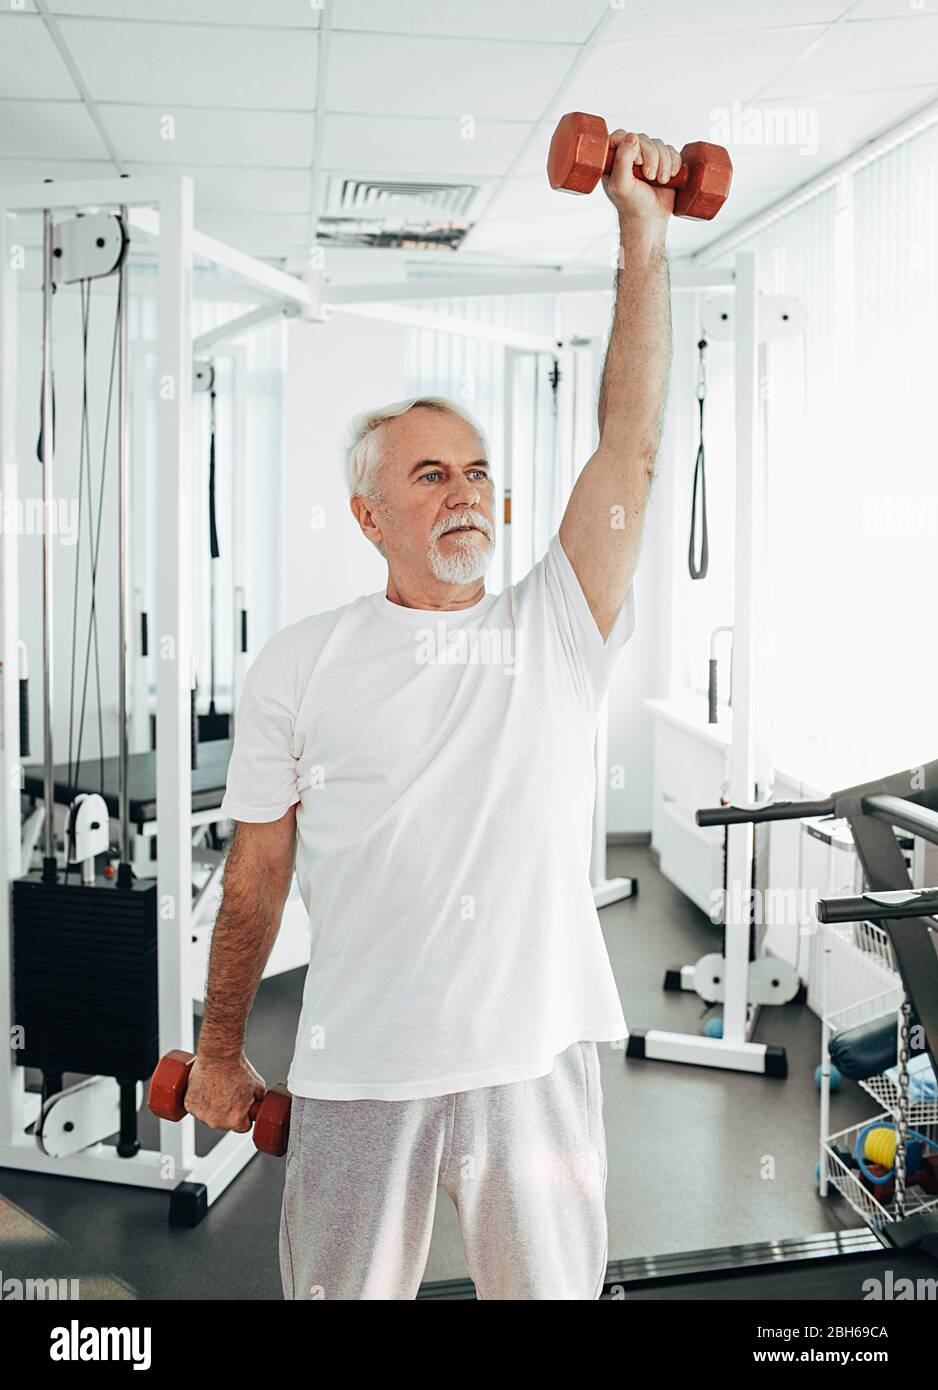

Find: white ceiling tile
<box><xmin>760</xmin><ymin>17</ymin><xmax>938</xmax><ymax>97</ymax></box>
<box><xmin>0</xmin><ymin>15</ymin><xmax>79</xmax><ymax>98</ymax></box>
<box><xmin>47</xmin><ymin>0</ymin><xmax>320</xmax><ymax>24</ymax></box>
<box><xmin>700</xmin><ymin>187</ymin><xmax>796</xmax><ymax>230</ymax></box>
<box><xmin>322</xmin><ymin>113</ymin><xmax>533</xmax><ymax>179</ymax></box>
<box><xmin>0</xmin><ymin>100</ymin><xmax>107</xmax><ymax>159</ymax></box>
<box><xmin>553</xmin><ymin>28</ymin><xmax>824</xmax><ymax>116</ymax></box>
<box><xmin>125</xmin><ymin>163</ymin><xmax>311</xmax><ymax>214</ymax></box>
<box><xmin>514</xmin><ymin>121</ymin><xmax>571</xmax><ymax>177</ymax></box>
<box><xmin>325</xmin><ymin>32</ymin><xmax>577</xmax><ymax>120</ymax></box>
<box><xmin>742</xmin><ymin>87</ymin><xmax>938</xmax><ymax>147</ymax></box>
<box><xmin>722</xmin><ymin>141</ymin><xmax>856</xmax><ymax>193</ymax></box>
<box><xmin>100</xmin><ymin>105</ymin><xmax>315</xmax><ymax>167</ymax></box>
<box><xmin>483</xmin><ymin>174</ymin><xmax>620</xmax><ymax>225</ymax></box>
<box><xmin>848</xmin><ymin>1</ymin><xmax>938</xmax><ymax>16</ymax></box>
<box><xmin>56</xmin><ymin>18</ymin><xmax>318</xmax><ymax>108</ymax></box>
<box><xmin>194</xmin><ymin>210</ymin><xmax>311</xmax><ymax>256</ymax></box>
<box><xmin>599</xmin><ymin>0</ymin><xmax>846</xmax><ymax>40</ymax></box>
<box><xmin>331</xmin><ymin>0</ymin><xmax>608</xmax><ymax>43</ymax></box>
<box><xmin>2</xmin><ymin>2</ymin><xmax>924</xmax><ymax>277</ymax></box>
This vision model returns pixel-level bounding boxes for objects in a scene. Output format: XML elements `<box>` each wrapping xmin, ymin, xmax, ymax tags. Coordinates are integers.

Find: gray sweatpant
<box><xmin>279</xmin><ymin>1040</ymin><xmax>608</xmax><ymax>1300</ymax></box>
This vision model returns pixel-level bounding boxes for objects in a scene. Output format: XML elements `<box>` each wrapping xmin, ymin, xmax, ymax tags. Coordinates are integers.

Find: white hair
<box><xmin>345</xmin><ymin>395</ymin><xmax>487</xmax><ymax>502</ymax></box>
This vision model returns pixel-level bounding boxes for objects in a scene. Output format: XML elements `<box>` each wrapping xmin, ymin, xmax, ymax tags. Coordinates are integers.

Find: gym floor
<box><xmin>0</xmin><ymin>844</ymin><xmax>870</xmax><ymax>1301</ymax></box>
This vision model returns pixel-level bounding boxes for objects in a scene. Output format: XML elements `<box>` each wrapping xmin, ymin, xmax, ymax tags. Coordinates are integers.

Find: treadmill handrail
<box><xmin>817</xmin><ymin>887</ymin><xmax>938</xmax><ymax>925</ymax></box>
<box><xmin>696</xmin><ymin>796</ymin><xmax>835</xmax><ymax>828</ymax></box>
<box><xmin>861</xmin><ymin>794</ymin><xmax>938</xmax><ymax>848</ymax></box>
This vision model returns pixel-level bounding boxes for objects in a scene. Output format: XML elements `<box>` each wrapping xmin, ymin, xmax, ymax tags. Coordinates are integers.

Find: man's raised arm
<box><xmin>559</xmin><ymin>130</ymin><xmax>677</xmax><ymax>643</ymax></box>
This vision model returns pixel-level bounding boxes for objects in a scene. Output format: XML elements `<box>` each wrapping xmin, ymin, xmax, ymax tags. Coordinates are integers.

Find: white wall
<box><xmin>280</xmin><ymin>313</ymin><xmax>407</xmax><ymax>626</ymax></box>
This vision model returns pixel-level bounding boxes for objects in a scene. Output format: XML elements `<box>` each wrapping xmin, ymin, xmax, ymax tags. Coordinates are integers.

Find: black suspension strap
<box><xmin>549</xmin><ymin>355</ymin><xmax>561</xmax><ymax>531</ymax></box>
<box><xmin>36</xmin><ymin>371</ymin><xmax>56</xmax><ymax>463</ymax></box>
<box><xmin>200</xmin><ymin>371</ymin><xmax>230</xmax><ymax>742</ymax></box>
<box><xmin>688</xmin><ymin>336</ymin><xmax>709</xmax><ymax>580</ymax></box>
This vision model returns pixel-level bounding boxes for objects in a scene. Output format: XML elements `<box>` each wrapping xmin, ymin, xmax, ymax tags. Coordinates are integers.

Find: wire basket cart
<box><xmin>818</xmin><ymin>919</ymin><xmax>938</xmax><ymax>1230</ymax></box>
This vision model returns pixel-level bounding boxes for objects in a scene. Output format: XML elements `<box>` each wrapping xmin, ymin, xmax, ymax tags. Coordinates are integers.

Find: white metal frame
<box><xmin>634</xmin><ymin>251</ymin><xmax>806</xmax><ymax>1075</ymax></box>
<box><xmin>0</xmin><ymin>175</ymin><xmax>309</xmax><ymax>1209</ymax></box>
<box><xmin>134</xmin><ymin>338</ymin><xmax>251</xmax><ymax>743</ymax></box>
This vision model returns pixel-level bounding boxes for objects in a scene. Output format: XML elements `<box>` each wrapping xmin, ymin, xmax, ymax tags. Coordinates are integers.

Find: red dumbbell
<box><xmin>548</xmin><ymin>111</ymin><xmax>733</xmax><ymax>221</ymax></box>
<box><xmin>147</xmin><ymin>1048</ymin><xmax>291</xmax><ymax>1157</ymax></box>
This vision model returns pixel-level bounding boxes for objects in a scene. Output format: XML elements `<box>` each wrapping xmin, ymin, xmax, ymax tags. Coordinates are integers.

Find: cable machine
<box><xmin>0</xmin><ymin>174</ymin><xmax>314</xmax><ymax>1222</ymax></box>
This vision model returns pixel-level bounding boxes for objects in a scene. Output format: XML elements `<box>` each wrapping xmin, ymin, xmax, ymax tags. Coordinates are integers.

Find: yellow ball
<box><xmin>864</xmin><ymin>1127</ymin><xmax>897</xmax><ymax>1167</ymax></box>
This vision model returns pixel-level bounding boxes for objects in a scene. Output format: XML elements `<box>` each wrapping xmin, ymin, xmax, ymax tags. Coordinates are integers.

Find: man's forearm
<box><xmin>598</xmin><ymin>216</ymin><xmax>672</xmax><ymax>465</ymax></box>
<box><xmin>196</xmin><ymin>833</ymin><xmax>291</xmax><ymax>1062</ymax></box>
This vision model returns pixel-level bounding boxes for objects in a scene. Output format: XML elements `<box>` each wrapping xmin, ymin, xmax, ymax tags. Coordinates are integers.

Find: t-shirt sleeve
<box><xmin>541</xmin><ymin>529</ymin><xmax>636</xmax><ymax>711</ymax></box>
<box><xmin>219</xmin><ymin>635</ymin><xmax>300</xmax><ymax>823</ymax></box>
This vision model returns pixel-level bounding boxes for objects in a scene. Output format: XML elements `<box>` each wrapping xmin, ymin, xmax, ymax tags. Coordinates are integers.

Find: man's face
<box><xmin>362</xmin><ymin>408</ymin><xmax>496</xmax><ymax>588</ymax></box>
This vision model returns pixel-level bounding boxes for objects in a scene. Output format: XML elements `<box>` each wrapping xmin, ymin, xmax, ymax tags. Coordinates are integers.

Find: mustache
<box><xmin>432</xmin><ymin>511</ymin><xmax>494</xmax><ymax>542</ymax></box>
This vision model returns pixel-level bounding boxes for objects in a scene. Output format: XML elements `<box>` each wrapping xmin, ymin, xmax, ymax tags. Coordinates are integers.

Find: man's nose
<box><xmin>447</xmin><ymin>480</ymin><xmax>482</xmax><ymax>507</ymax></box>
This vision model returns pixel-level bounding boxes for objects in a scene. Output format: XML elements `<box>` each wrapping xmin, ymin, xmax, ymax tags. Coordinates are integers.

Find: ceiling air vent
<box><xmin>317</xmin><ymin>177</ymin><xmax>480</xmax><ymax>250</ymax></box>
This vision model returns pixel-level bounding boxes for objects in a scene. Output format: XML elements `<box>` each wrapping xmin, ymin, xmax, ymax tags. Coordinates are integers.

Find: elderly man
<box><xmin>193</xmin><ymin>130</ymin><xmax>676</xmax><ymax>1300</ymax></box>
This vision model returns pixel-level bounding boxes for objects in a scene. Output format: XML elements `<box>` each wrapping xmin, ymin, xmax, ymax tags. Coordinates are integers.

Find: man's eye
<box><xmin>471</xmin><ymin>470</ymin><xmax>490</xmax><ymax>481</ymax></box>
<box><xmin>420</xmin><ymin>472</ymin><xmax>441</xmax><ymax>482</ymax></box>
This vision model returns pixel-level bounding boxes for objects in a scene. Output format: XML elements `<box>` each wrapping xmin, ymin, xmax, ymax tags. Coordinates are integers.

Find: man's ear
<box><xmin>350</xmin><ymin>493</ymin><xmax>380</xmax><ymax>545</ymax></box>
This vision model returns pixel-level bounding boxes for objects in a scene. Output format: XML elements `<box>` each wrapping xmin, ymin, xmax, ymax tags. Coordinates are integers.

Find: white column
<box><xmin>230</xmin><ymin>345</ymin><xmax>249</xmax><ymax>721</ymax></box>
<box><xmin>724</xmin><ymin>250</ymin><xmax>761</xmax><ymax>1043</ymax></box>
<box><xmin>156</xmin><ymin>176</ymin><xmax>196</xmax><ymax>1170</ymax></box>
<box><xmin>0</xmin><ymin>201</ymin><xmax>25</xmax><ymax>1142</ymax></box>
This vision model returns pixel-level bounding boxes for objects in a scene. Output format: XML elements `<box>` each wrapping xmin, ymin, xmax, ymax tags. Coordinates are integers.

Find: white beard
<box><xmin>427</xmin><ymin>514</ymin><xmax>495</xmax><ymax>585</ymax></box>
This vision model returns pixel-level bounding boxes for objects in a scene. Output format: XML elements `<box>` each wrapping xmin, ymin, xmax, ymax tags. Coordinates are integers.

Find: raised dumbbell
<box><xmin>147</xmin><ymin>1048</ymin><xmax>291</xmax><ymax>1157</ymax></box>
<box><xmin>547</xmin><ymin>111</ymin><xmax>733</xmax><ymax>221</ymax></box>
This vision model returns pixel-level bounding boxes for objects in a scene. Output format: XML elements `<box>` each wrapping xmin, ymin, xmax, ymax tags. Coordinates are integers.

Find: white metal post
<box><xmin>501</xmin><ymin>348</ymin><xmax>519</xmax><ymax>590</ymax></box>
<box><xmin>131</xmin><ymin>341</ymin><xmax>154</xmax><ymax>752</ymax></box>
<box><xmin>230</xmin><ymin>345</ymin><xmax>249</xmax><ymax>722</ymax></box>
<box><xmin>819</xmin><ymin>923</ymin><xmax>833</xmax><ymax>1196</ymax></box>
<box><xmin>550</xmin><ymin>344</ymin><xmax>574</xmax><ymax>540</ymax></box>
<box><xmin>0</xmin><ymin>200</ymin><xmax>26</xmax><ymax>1144</ymax></box>
<box><xmin>156</xmin><ymin>175</ymin><xmax>196</xmax><ymax>1172</ymax></box>
<box><xmin>724</xmin><ymin>250</ymin><xmax>761</xmax><ymax>1046</ymax></box>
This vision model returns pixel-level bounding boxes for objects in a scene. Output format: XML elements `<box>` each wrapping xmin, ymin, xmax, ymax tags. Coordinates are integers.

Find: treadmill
<box><xmin>418</xmin><ymin>760</ymin><xmax>938</xmax><ymax>1300</ymax></box>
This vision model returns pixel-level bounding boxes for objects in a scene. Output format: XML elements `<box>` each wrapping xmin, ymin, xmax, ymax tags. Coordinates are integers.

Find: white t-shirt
<box><xmin>220</xmin><ymin>531</ymin><xmax>635</xmax><ymax>1100</ymax></box>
